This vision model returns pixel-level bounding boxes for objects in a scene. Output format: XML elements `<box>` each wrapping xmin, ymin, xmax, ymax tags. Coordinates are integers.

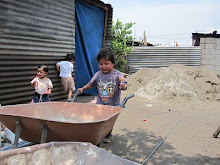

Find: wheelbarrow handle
<box><xmin>71</xmin><ymin>90</ymin><xmax>82</xmax><ymax>102</ymax></box>
<box><xmin>120</xmin><ymin>93</ymin><xmax>135</xmax><ymax>108</ymax></box>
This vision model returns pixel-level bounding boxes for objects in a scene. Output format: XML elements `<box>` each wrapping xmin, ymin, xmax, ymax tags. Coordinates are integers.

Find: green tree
<box><xmin>111</xmin><ymin>19</ymin><xmax>135</xmax><ymax>73</ymax></box>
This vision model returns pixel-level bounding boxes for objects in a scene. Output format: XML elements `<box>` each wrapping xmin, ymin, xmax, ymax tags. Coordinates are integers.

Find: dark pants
<box><xmin>33</xmin><ymin>92</ymin><xmax>50</xmax><ymax>103</ymax></box>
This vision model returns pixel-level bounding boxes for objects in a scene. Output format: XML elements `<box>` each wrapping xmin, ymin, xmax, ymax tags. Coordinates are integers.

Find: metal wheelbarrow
<box><xmin>0</xmin><ymin>94</ymin><xmax>134</xmax><ymax>148</ymax></box>
<box><xmin>0</xmin><ymin>142</ymin><xmax>140</xmax><ymax>165</ymax></box>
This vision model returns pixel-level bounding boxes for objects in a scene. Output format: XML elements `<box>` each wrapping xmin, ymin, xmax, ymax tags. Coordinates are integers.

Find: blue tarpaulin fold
<box><xmin>75</xmin><ymin>0</ymin><xmax>105</xmax><ymax>95</ymax></box>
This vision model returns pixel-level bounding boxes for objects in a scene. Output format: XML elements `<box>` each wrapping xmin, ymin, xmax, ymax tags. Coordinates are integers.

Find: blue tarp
<box><xmin>75</xmin><ymin>0</ymin><xmax>105</xmax><ymax>95</ymax></box>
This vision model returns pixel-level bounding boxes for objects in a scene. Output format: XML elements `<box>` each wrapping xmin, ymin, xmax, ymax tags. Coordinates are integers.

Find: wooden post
<box><xmin>102</xmin><ymin>9</ymin><xmax>108</xmax><ymax>48</ymax></box>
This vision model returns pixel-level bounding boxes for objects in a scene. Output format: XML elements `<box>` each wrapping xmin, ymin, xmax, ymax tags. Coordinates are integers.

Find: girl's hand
<box><xmin>119</xmin><ymin>77</ymin><xmax>127</xmax><ymax>90</ymax></box>
<box><xmin>47</xmin><ymin>89</ymin><xmax>52</xmax><ymax>95</ymax></box>
<box><xmin>31</xmin><ymin>81</ymin><xmax>36</xmax><ymax>87</ymax></box>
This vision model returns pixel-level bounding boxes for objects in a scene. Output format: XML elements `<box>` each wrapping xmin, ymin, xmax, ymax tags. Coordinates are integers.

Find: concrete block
<box><xmin>204</xmin><ymin>64</ymin><xmax>215</xmax><ymax>71</ymax></box>
<box><xmin>203</xmin><ymin>38</ymin><xmax>212</xmax><ymax>44</ymax></box>
<box><xmin>200</xmin><ymin>38</ymin><xmax>205</xmax><ymax>48</ymax></box>
<box><xmin>215</xmin><ymin>54</ymin><xmax>220</xmax><ymax>61</ymax></box>
<box><xmin>209</xmin><ymin>59</ymin><xmax>220</xmax><ymax>65</ymax></box>
<box><xmin>201</xmin><ymin>59</ymin><xmax>209</xmax><ymax>65</ymax></box>
<box><xmin>200</xmin><ymin>38</ymin><xmax>205</xmax><ymax>44</ymax></box>
<box><xmin>213</xmin><ymin>44</ymin><xmax>217</xmax><ymax>49</ymax></box>
<box><xmin>205</xmin><ymin>38</ymin><xmax>218</xmax><ymax>44</ymax></box>
<box><xmin>210</xmin><ymin>49</ymin><xmax>220</xmax><ymax>55</ymax></box>
<box><xmin>205</xmin><ymin>43</ymin><xmax>216</xmax><ymax>49</ymax></box>
<box><xmin>201</xmin><ymin>49</ymin><xmax>211</xmax><ymax>56</ymax></box>
<box><xmin>201</xmin><ymin>38</ymin><xmax>220</xmax><ymax>48</ymax></box>
<box><xmin>208</xmin><ymin>54</ymin><xmax>216</xmax><ymax>60</ymax></box>
<box><xmin>201</xmin><ymin>53</ymin><xmax>210</xmax><ymax>60</ymax></box>
<box><xmin>201</xmin><ymin>53</ymin><xmax>206</xmax><ymax>59</ymax></box>
<box><xmin>216</xmin><ymin>44</ymin><xmax>220</xmax><ymax>49</ymax></box>
<box><xmin>211</xmin><ymin>38</ymin><xmax>218</xmax><ymax>44</ymax></box>
<box><xmin>217</xmin><ymin>38</ymin><xmax>220</xmax><ymax>45</ymax></box>
<box><xmin>200</xmin><ymin>44</ymin><xmax>205</xmax><ymax>49</ymax></box>
<box><xmin>210</xmin><ymin>49</ymin><xmax>220</xmax><ymax>57</ymax></box>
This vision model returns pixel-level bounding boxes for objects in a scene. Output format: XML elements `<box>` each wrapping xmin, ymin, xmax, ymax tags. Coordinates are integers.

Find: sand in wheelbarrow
<box><xmin>0</xmin><ymin>142</ymin><xmax>140</xmax><ymax>165</ymax></box>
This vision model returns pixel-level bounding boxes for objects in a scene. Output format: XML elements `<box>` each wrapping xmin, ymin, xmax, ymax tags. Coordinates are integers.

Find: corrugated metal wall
<box><xmin>0</xmin><ymin>0</ymin><xmax>113</xmax><ymax>105</ymax></box>
<box><xmin>0</xmin><ymin>55</ymin><xmax>71</xmax><ymax>105</ymax></box>
<box><xmin>0</xmin><ymin>0</ymin><xmax>76</xmax><ymax>105</ymax></box>
<box><xmin>127</xmin><ymin>47</ymin><xmax>201</xmax><ymax>74</ymax></box>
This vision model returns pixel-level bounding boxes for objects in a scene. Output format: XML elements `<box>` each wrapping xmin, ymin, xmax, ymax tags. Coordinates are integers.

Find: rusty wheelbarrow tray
<box><xmin>0</xmin><ymin>94</ymin><xmax>134</xmax><ymax>147</ymax></box>
<box><xmin>0</xmin><ymin>142</ymin><xmax>140</xmax><ymax>165</ymax></box>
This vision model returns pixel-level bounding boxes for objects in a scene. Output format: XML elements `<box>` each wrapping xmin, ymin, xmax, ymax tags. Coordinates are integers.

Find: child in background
<box><xmin>2</xmin><ymin>124</ymin><xmax>23</xmax><ymax>144</ymax></box>
<box><xmin>56</xmin><ymin>53</ymin><xmax>75</xmax><ymax>102</ymax></box>
<box><xmin>31</xmin><ymin>65</ymin><xmax>53</xmax><ymax>103</ymax></box>
<box><xmin>78</xmin><ymin>49</ymin><xmax>127</xmax><ymax>143</ymax></box>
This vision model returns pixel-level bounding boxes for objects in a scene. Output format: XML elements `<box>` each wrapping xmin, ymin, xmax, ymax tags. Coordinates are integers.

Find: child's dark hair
<box><xmin>66</xmin><ymin>53</ymin><xmax>75</xmax><ymax>61</ymax></box>
<box><xmin>38</xmin><ymin>65</ymin><xmax>48</xmax><ymax>73</ymax></box>
<box><xmin>97</xmin><ymin>49</ymin><xmax>115</xmax><ymax>64</ymax></box>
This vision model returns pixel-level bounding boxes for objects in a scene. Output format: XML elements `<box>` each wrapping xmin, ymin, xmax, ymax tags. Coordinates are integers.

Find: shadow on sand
<box><xmin>101</xmin><ymin>128</ymin><xmax>220</xmax><ymax>165</ymax></box>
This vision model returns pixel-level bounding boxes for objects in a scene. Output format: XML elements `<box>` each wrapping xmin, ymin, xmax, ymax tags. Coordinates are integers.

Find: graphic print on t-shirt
<box><xmin>98</xmin><ymin>80</ymin><xmax>116</xmax><ymax>101</ymax></box>
<box><xmin>37</xmin><ymin>82</ymin><xmax>46</xmax><ymax>94</ymax></box>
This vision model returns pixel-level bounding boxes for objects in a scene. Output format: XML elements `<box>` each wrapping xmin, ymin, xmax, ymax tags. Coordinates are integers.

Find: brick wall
<box><xmin>200</xmin><ymin>38</ymin><xmax>220</xmax><ymax>75</ymax></box>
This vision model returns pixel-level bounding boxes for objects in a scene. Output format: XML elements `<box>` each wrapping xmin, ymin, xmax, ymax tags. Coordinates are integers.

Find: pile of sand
<box><xmin>125</xmin><ymin>64</ymin><xmax>220</xmax><ymax>101</ymax></box>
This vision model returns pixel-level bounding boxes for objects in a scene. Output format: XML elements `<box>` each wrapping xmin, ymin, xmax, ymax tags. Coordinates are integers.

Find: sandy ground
<box><xmin>2</xmin><ymin>65</ymin><xmax>219</xmax><ymax>164</ymax></box>
<box><xmin>99</xmin><ymin>94</ymin><xmax>220</xmax><ymax>165</ymax></box>
<box><xmin>0</xmin><ymin>94</ymin><xmax>219</xmax><ymax>164</ymax></box>
<box><xmin>74</xmin><ymin>94</ymin><xmax>220</xmax><ymax>165</ymax></box>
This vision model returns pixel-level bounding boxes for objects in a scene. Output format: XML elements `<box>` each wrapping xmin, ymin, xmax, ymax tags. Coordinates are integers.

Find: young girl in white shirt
<box><xmin>31</xmin><ymin>65</ymin><xmax>53</xmax><ymax>103</ymax></box>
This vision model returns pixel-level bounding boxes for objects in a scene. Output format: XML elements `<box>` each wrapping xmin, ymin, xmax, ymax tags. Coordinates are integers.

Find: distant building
<box><xmin>192</xmin><ymin>31</ymin><xmax>220</xmax><ymax>75</ymax></box>
<box><xmin>126</xmin><ymin>40</ymin><xmax>153</xmax><ymax>46</ymax></box>
<box><xmin>192</xmin><ymin>31</ymin><xmax>220</xmax><ymax>46</ymax></box>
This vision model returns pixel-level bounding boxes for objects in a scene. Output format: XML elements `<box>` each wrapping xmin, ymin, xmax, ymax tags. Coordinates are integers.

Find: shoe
<box><xmin>102</xmin><ymin>134</ymin><xmax>113</xmax><ymax>143</ymax></box>
<box><xmin>67</xmin><ymin>97</ymin><xmax>72</xmax><ymax>102</ymax></box>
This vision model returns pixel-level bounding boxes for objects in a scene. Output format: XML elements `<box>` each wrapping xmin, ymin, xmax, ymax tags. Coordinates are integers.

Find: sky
<box><xmin>103</xmin><ymin>0</ymin><xmax>220</xmax><ymax>46</ymax></box>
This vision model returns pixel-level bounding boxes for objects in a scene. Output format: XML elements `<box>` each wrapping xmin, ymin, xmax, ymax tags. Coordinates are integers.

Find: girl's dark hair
<box><xmin>97</xmin><ymin>49</ymin><xmax>115</xmax><ymax>64</ymax></box>
<box><xmin>66</xmin><ymin>53</ymin><xmax>75</xmax><ymax>61</ymax></box>
<box><xmin>38</xmin><ymin>65</ymin><xmax>48</xmax><ymax>73</ymax></box>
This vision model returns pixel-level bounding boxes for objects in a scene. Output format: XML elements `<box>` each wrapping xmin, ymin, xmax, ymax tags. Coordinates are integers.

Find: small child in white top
<box><xmin>31</xmin><ymin>65</ymin><xmax>53</xmax><ymax>103</ymax></box>
<box><xmin>56</xmin><ymin>53</ymin><xmax>75</xmax><ymax>102</ymax></box>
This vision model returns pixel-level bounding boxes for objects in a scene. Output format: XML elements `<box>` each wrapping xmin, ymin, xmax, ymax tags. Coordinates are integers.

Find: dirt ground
<box><xmin>0</xmin><ymin>94</ymin><xmax>219</xmax><ymax>164</ymax></box>
<box><xmin>1</xmin><ymin>65</ymin><xmax>219</xmax><ymax>164</ymax></box>
<box><xmin>75</xmin><ymin>64</ymin><xmax>220</xmax><ymax>165</ymax></box>
<box><xmin>76</xmin><ymin>94</ymin><xmax>220</xmax><ymax>165</ymax></box>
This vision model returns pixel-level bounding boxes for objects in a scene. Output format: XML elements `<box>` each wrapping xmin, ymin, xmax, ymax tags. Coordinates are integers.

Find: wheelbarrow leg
<box><xmin>0</xmin><ymin>122</ymin><xmax>1</xmax><ymax>147</ymax></box>
<box><xmin>13</xmin><ymin>119</ymin><xmax>22</xmax><ymax>149</ymax></box>
<box><xmin>41</xmin><ymin>121</ymin><xmax>48</xmax><ymax>143</ymax></box>
<box><xmin>213</xmin><ymin>125</ymin><xmax>220</xmax><ymax>138</ymax></box>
